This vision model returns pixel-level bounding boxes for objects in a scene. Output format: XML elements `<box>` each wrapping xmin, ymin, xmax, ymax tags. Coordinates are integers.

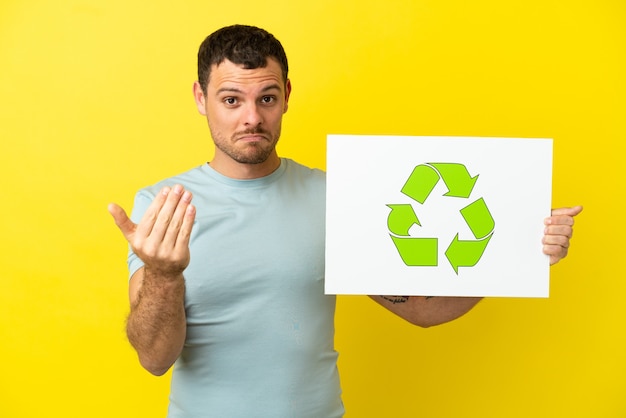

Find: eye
<box><xmin>223</xmin><ymin>97</ymin><xmax>238</xmax><ymax>106</ymax></box>
<box><xmin>260</xmin><ymin>96</ymin><xmax>276</xmax><ymax>105</ymax></box>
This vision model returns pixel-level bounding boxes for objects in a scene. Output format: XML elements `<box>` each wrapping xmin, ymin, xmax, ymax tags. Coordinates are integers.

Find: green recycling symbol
<box><xmin>386</xmin><ymin>163</ymin><xmax>495</xmax><ymax>274</ymax></box>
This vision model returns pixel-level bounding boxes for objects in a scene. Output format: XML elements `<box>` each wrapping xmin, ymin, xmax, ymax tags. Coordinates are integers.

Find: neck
<box><xmin>208</xmin><ymin>152</ymin><xmax>281</xmax><ymax>179</ymax></box>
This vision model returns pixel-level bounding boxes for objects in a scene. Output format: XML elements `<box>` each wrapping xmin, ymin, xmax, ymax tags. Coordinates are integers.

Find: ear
<box><xmin>283</xmin><ymin>79</ymin><xmax>292</xmax><ymax>114</ymax></box>
<box><xmin>193</xmin><ymin>81</ymin><xmax>207</xmax><ymax>116</ymax></box>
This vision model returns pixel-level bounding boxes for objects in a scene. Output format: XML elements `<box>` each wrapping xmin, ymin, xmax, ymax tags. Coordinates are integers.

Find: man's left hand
<box><xmin>543</xmin><ymin>206</ymin><xmax>583</xmax><ymax>265</ymax></box>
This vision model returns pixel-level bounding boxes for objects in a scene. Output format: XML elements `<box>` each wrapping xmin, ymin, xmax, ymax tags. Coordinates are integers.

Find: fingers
<box><xmin>542</xmin><ymin>205</ymin><xmax>583</xmax><ymax>265</ymax></box>
<box><xmin>544</xmin><ymin>245</ymin><xmax>568</xmax><ymax>266</ymax></box>
<box><xmin>135</xmin><ymin>186</ymin><xmax>173</xmax><ymax>240</ymax></box>
<box><xmin>140</xmin><ymin>185</ymin><xmax>190</xmax><ymax>242</ymax></box>
<box><xmin>149</xmin><ymin>185</ymin><xmax>187</xmax><ymax>244</ymax></box>
<box><xmin>162</xmin><ymin>187</ymin><xmax>194</xmax><ymax>249</ymax></box>
<box><xmin>542</xmin><ymin>232</ymin><xmax>571</xmax><ymax>248</ymax></box>
<box><xmin>111</xmin><ymin>185</ymin><xmax>196</xmax><ymax>274</ymax></box>
<box><xmin>175</xmin><ymin>203</ymin><xmax>196</xmax><ymax>252</ymax></box>
<box><xmin>544</xmin><ymin>224</ymin><xmax>574</xmax><ymax>239</ymax></box>
<box><xmin>543</xmin><ymin>205</ymin><xmax>582</xmax><ymax>238</ymax></box>
<box><xmin>543</xmin><ymin>239</ymin><xmax>569</xmax><ymax>265</ymax></box>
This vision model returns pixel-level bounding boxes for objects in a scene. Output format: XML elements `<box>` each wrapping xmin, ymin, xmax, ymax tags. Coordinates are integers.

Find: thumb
<box><xmin>107</xmin><ymin>203</ymin><xmax>136</xmax><ymax>240</ymax></box>
<box><xmin>551</xmin><ymin>205</ymin><xmax>583</xmax><ymax>217</ymax></box>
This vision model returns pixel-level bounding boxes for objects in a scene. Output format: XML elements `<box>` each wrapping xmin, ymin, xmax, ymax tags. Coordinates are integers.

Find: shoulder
<box><xmin>279</xmin><ymin>159</ymin><xmax>326</xmax><ymax>208</ymax></box>
<box><xmin>130</xmin><ymin>165</ymin><xmax>208</xmax><ymax>221</ymax></box>
<box><xmin>282</xmin><ymin>158</ymin><xmax>326</xmax><ymax>185</ymax></box>
<box><xmin>136</xmin><ymin>165</ymin><xmax>209</xmax><ymax>199</ymax></box>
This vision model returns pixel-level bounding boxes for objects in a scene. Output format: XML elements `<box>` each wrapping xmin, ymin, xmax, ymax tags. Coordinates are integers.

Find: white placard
<box><xmin>325</xmin><ymin>135</ymin><xmax>553</xmax><ymax>297</ymax></box>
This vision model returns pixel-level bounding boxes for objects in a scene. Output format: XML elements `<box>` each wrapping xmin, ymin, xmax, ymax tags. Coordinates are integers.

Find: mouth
<box><xmin>237</xmin><ymin>133</ymin><xmax>268</xmax><ymax>143</ymax></box>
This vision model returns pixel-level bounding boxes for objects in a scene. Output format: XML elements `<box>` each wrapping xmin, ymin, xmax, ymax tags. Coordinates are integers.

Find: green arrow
<box><xmin>390</xmin><ymin>235</ymin><xmax>438</xmax><ymax>266</ymax></box>
<box><xmin>430</xmin><ymin>163</ymin><xmax>478</xmax><ymax>198</ymax></box>
<box><xmin>445</xmin><ymin>232</ymin><xmax>493</xmax><ymax>274</ymax></box>
<box><xmin>387</xmin><ymin>204</ymin><xmax>420</xmax><ymax>236</ymax></box>
<box><xmin>401</xmin><ymin>164</ymin><xmax>440</xmax><ymax>204</ymax></box>
<box><xmin>460</xmin><ymin>198</ymin><xmax>495</xmax><ymax>239</ymax></box>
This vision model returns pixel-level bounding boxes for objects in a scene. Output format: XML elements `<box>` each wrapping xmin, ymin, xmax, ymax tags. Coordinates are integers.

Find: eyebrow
<box><xmin>215</xmin><ymin>84</ymin><xmax>282</xmax><ymax>96</ymax></box>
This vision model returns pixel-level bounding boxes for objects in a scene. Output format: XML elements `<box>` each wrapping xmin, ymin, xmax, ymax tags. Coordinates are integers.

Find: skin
<box><xmin>108</xmin><ymin>58</ymin><xmax>583</xmax><ymax>374</ymax></box>
<box><xmin>108</xmin><ymin>185</ymin><xmax>194</xmax><ymax>375</ymax></box>
<box><xmin>542</xmin><ymin>206</ymin><xmax>583</xmax><ymax>265</ymax></box>
<box><xmin>192</xmin><ymin>58</ymin><xmax>291</xmax><ymax>179</ymax></box>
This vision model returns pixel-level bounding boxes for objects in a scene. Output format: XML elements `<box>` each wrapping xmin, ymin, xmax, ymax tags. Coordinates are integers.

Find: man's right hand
<box><xmin>108</xmin><ymin>185</ymin><xmax>195</xmax><ymax>375</ymax></box>
<box><xmin>108</xmin><ymin>184</ymin><xmax>196</xmax><ymax>277</ymax></box>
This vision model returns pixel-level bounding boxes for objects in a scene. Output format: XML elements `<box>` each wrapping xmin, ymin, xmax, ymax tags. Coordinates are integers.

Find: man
<box><xmin>108</xmin><ymin>25</ymin><xmax>582</xmax><ymax>417</ymax></box>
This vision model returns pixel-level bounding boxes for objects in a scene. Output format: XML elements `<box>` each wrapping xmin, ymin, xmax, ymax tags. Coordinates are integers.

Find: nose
<box><xmin>243</xmin><ymin>103</ymin><xmax>263</xmax><ymax>127</ymax></box>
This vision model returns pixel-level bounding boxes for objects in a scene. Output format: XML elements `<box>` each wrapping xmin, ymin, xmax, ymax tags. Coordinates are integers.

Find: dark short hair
<box><xmin>197</xmin><ymin>24</ymin><xmax>289</xmax><ymax>93</ymax></box>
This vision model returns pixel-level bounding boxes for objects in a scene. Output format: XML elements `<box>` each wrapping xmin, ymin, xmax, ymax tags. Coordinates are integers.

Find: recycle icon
<box><xmin>386</xmin><ymin>163</ymin><xmax>495</xmax><ymax>274</ymax></box>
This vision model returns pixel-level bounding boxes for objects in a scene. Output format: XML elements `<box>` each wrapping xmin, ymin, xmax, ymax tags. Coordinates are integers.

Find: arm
<box><xmin>369</xmin><ymin>295</ymin><xmax>482</xmax><ymax>328</ymax></box>
<box><xmin>125</xmin><ymin>267</ymin><xmax>187</xmax><ymax>376</ymax></box>
<box><xmin>373</xmin><ymin>205</ymin><xmax>583</xmax><ymax>327</ymax></box>
<box><xmin>108</xmin><ymin>184</ymin><xmax>195</xmax><ymax>376</ymax></box>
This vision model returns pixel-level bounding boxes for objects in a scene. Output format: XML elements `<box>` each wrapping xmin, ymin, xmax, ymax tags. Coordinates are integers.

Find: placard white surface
<box><xmin>325</xmin><ymin>135</ymin><xmax>553</xmax><ymax>297</ymax></box>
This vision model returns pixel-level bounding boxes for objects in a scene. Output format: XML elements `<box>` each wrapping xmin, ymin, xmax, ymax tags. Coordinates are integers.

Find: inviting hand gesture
<box><xmin>108</xmin><ymin>184</ymin><xmax>196</xmax><ymax>277</ymax></box>
<box><xmin>108</xmin><ymin>184</ymin><xmax>195</xmax><ymax>376</ymax></box>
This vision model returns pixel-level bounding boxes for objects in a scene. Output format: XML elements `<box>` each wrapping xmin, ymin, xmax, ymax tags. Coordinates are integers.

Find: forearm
<box><xmin>127</xmin><ymin>268</ymin><xmax>187</xmax><ymax>376</ymax></box>
<box><xmin>370</xmin><ymin>295</ymin><xmax>482</xmax><ymax>328</ymax></box>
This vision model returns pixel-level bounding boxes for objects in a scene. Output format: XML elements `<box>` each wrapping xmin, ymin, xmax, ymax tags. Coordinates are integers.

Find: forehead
<box><xmin>208</xmin><ymin>58</ymin><xmax>284</xmax><ymax>92</ymax></box>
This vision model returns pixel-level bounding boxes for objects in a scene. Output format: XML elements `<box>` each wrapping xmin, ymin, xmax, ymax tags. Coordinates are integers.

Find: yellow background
<box><xmin>1</xmin><ymin>0</ymin><xmax>624</xmax><ymax>417</ymax></box>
